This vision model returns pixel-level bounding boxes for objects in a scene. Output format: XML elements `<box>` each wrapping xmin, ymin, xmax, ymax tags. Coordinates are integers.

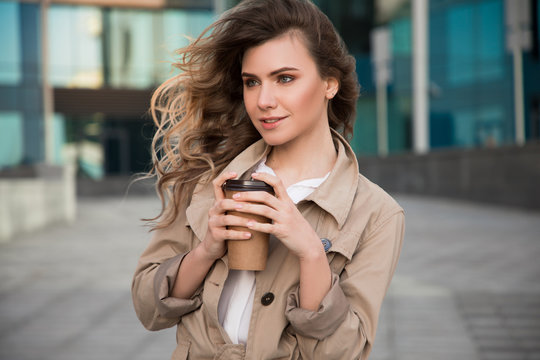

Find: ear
<box><xmin>325</xmin><ymin>77</ymin><xmax>339</xmax><ymax>99</ymax></box>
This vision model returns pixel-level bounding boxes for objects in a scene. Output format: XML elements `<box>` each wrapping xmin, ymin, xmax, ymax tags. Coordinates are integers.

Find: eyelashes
<box><xmin>244</xmin><ymin>79</ymin><xmax>259</xmax><ymax>87</ymax></box>
<box><xmin>278</xmin><ymin>75</ymin><xmax>294</xmax><ymax>83</ymax></box>
<box><xmin>243</xmin><ymin>75</ymin><xmax>295</xmax><ymax>88</ymax></box>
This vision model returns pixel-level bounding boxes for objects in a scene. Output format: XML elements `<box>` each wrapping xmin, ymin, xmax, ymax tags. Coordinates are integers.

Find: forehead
<box><xmin>241</xmin><ymin>32</ymin><xmax>317</xmax><ymax>73</ymax></box>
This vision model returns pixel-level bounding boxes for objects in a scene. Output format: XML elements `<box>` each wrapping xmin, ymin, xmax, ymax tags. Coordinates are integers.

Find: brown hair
<box><xmin>148</xmin><ymin>0</ymin><xmax>359</xmax><ymax>228</ymax></box>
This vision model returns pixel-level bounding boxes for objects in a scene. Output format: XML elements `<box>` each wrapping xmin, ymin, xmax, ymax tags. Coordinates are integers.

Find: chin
<box><xmin>259</xmin><ymin>135</ymin><xmax>288</xmax><ymax>147</ymax></box>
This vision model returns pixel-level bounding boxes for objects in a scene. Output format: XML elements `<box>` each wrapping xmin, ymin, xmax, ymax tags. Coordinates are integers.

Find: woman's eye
<box><xmin>244</xmin><ymin>79</ymin><xmax>258</xmax><ymax>87</ymax></box>
<box><xmin>279</xmin><ymin>75</ymin><xmax>294</xmax><ymax>84</ymax></box>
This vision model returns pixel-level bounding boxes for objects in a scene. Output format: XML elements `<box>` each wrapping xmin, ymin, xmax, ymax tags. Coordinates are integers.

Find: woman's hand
<box><xmin>200</xmin><ymin>171</ymin><xmax>253</xmax><ymax>261</ymax></box>
<box><xmin>231</xmin><ymin>172</ymin><xmax>323</xmax><ymax>260</ymax></box>
<box><xmin>226</xmin><ymin>171</ymin><xmax>331</xmax><ymax>311</ymax></box>
<box><xmin>173</xmin><ymin>171</ymin><xmax>255</xmax><ymax>300</ymax></box>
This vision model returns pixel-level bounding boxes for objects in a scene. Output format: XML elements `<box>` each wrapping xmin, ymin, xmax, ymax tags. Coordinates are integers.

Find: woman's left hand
<box><xmin>231</xmin><ymin>172</ymin><xmax>323</xmax><ymax>260</ymax></box>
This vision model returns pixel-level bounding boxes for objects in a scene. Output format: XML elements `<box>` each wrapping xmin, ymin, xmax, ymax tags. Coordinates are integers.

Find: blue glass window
<box><xmin>107</xmin><ymin>9</ymin><xmax>214</xmax><ymax>88</ymax></box>
<box><xmin>0</xmin><ymin>112</ymin><xmax>24</xmax><ymax>168</ymax></box>
<box><xmin>447</xmin><ymin>0</ymin><xmax>504</xmax><ymax>86</ymax></box>
<box><xmin>477</xmin><ymin>1</ymin><xmax>504</xmax><ymax>80</ymax></box>
<box><xmin>391</xmin><ymin>18</ymin><xmax>412</xmax><ymax>56</ymax></box>
<box><xmin>48</xmin><ymin>6</ymin><xmax>103</xmax><ymax>88</ymax></box>
<box><xmin>448</xmin><ymin>4</ymin><xmax>475</xmax><ymax>85</ymax></box>
<box><xmin>0</xmin><ymin>2</ymin><xmax>21</xmax><ymax>85</ymax></box>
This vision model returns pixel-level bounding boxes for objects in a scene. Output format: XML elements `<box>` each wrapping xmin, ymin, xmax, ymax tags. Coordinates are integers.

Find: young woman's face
<box><xmin>241</xmin><ymin>33</ymin><xmax>337</xmax><ymax>147</ymax></box>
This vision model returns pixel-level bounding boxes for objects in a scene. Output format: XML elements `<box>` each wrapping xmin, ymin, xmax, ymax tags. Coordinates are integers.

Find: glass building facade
<box><xmin>0</xmin><ymin>2</ymin><xmax>43</xmax><ymax>167</ymax></box>
<box><xmin>430</xmin><ymin>0</ymin><xmax>512</xmax><ymax>148</ymax></box>
<box><xmin>47</xmin><ymin>5</ymin><xmax>214</xmax><ymax>179</ymax></box>
<box><xmin>0</xmin><ymin>0</ymin><xmax>215</xmax><ymax>180</ymax></box>
<box><xmin>1</xmin><ymin>0</ymin><xmax>539</xmax><ymax>181</ymax></box>
<box><xmin>346</xmin><ymin>0</ymin><xmax>540</xmax><ymax>155</ymax></box>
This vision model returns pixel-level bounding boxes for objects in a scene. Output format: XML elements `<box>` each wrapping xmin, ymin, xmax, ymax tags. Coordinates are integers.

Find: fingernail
<box><xmin>235</xmin><ymin>203</ymin><xmax>243</xmax><ymax>209</ymax></box>
<box><xmin>247</xmin><ymin>221</ymin><xmax>255</xmax><ymax>227</ymax></box>
<box><xmin>244</xmin><ymin>232</ymin><xmax>251</xmax><ymax>238</ymax></box>
<box><xmin>251</xmin><ymin>172</ymin><xmax>259</xmax><ymax>177</ymax></box>
<box><xmin>233</xmin><ymin>193</ymin><xmax>241</xmax><ymax>199</ymax></box>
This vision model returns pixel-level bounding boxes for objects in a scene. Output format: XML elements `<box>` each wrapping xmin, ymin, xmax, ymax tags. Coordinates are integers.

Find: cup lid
<box><xmin>222</xmin><ymin>179</ymin><xmax>274</xmax><ymax>193</ymax></box>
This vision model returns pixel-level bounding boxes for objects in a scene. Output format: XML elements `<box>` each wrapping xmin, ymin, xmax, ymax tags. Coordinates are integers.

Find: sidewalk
<box><xmin>0</xmin><ymin>194</ymin><xmax>539</xmax><ymax>360</ymax></box>
<box><xmin>372</xmin><ymin>195</ymin><xmax>540</xmax><ymax>360</ymax></box>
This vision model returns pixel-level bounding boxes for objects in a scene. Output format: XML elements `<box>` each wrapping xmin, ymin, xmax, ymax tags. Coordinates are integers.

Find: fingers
<box><xmin>209</xmin><ymin>214</ymin><xmax>253</xmax><ymax>240</ymax></box>
<box><xmin>211</xmin><ymin>227</ymin><xmax>252</xmax><ymax>241</ymax></box>
<box><xmin>208</xmin><ymin>171</ymin><xmax>289</xmax><ymax>243</ymax></box>
<box><xmin>208</xmin><ymin>198</ymin><xmax>236</xmax><ymax>217</ymax></box>
<box><xmin>208</xmin><ymin>205</ymin><xmax>255</xmax><ymax>240</ymax></box>
<box><xmin>228</xmin><ymin>199</ymin><xmax>278</xmax><ymax>220</ymax></box>
<box><xmin>209</xmin><ymin>211</ymin><xmax>253</xmax><ymax>229</ymax></box>
<box><xmin>212</xmin><ymin>171</ymin><xmax>237</xmax><ymax>201</ymax></box>
<box><xmin>251</xmin><ymin>172</ymin><xmax>287</xmax><ymax>199</ymax></box>
<box><xmin>245</xmin><ymin>220</ymin><xmax>273</xmax><ymax>234</ymax></box>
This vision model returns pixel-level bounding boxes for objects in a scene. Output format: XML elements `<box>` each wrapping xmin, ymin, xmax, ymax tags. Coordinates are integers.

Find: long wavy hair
<box><xmin>148</xmin><ymin>0</ymin><xmax>359</xmax><ymax>228</ymax></box>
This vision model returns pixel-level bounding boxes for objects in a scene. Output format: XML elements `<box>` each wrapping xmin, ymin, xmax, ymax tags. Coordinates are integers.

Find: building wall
<box><xmin>0</xmin><ymin>164</ymin><xmax>76</xmax><ymax>242</ymax></box>
<box><xmin>1</xmin><ymin>0</ymin><xmax>539</xmax><ymax>226</ymax></box>
<box><xmin>359</xmin><ymin>140</ymin><xmax>540</xmax><ymax>209</ymax></box>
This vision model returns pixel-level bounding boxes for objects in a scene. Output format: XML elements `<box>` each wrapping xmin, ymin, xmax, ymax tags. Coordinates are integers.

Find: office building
<box><xmin>1</xmin><ymin>0</ymin><xmax>539</xmax><ymax>240</ymax></box>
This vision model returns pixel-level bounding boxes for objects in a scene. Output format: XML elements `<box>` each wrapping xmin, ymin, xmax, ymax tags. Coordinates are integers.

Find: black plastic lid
<box><xmin>222</xmin><ymin>179</ymin><xmax>274</xmax><ymax>193</ymax></box>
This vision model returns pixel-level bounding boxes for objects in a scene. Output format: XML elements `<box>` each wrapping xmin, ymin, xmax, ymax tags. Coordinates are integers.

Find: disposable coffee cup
<box><xmin>222</xmin><ymin>179</ymin><xmax>274</xmax><ymax>271</ymax></box>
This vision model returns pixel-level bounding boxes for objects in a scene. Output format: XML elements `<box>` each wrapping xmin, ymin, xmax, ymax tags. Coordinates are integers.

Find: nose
<box><xmin>257</xmin><ymin>84</ymin><xmax>277</xmax><ymax>110</ymax></box>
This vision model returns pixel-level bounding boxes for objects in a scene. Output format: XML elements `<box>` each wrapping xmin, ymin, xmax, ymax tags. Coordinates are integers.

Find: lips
<box><xmin>259</xmin><ymin>116</ymin><xmax>286</xmax><ymax>130</ymax></box>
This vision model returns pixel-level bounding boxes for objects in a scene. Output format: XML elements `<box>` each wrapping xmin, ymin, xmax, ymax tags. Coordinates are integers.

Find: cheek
<box><xmin>243</xmin><ymin>93</ymin><xmax>260</xmax><ymax>125</ymax></box>
<box><xmin>243</xmin><ymin>92</ymin><xmax>255</xmax><ymax>114</ymax></box>
<box><xmin>296</xmin><ymin>83</ymin><xmax>325</xmax><ymax>111</ymax></box>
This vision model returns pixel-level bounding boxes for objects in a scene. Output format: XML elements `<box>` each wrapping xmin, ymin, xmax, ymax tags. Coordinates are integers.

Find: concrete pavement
<box><xmin>372</xmin><ymin>196</ymin><xmax>540</xmax><ymax>360</ymax></box>
<box><xmin>0</xmin><ymin>194</ymin><xmax>539</xmax><ymax>359</ymax></box>
<box><xmin>0</xmin><ymin>196</ymin><xmax>176</xmax><ymax>360</ymax></box>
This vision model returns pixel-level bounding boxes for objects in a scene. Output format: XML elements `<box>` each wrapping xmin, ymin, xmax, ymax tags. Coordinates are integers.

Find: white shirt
<box><xmin>217</xmin><ymin>161</ymin><xmax>329</xmax><ymax>344</ymax></box>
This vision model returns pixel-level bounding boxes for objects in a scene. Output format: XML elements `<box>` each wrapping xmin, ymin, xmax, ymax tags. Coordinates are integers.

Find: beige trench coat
<box><xmin>132</xmin><ymin>131</ymin><xmax>404</xmax><ymax>360</ymax></box>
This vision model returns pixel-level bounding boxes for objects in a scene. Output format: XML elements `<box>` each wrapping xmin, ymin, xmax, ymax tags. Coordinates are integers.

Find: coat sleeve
<box><xmin>131</xmin><ymin>209</ymin><xmax>203</xmax><ymax>331</ymax></box>
<box><xmin>285</xmin><ymin>209</ymin><xmax>405</xmax><ymax>360</ymax></box>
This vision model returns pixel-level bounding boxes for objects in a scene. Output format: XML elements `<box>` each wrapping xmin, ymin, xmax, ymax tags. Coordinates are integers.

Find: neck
<box><xmin>266</xmin><ymin>129</ymin><xmax>337</xmax><ymax>188</ymax></box>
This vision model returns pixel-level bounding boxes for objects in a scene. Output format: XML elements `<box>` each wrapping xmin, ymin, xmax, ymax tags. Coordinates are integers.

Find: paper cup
<box><xmin>222</xmin><ymin>179</ymin><xmax>274</xmax><ymax>271</ymax></box>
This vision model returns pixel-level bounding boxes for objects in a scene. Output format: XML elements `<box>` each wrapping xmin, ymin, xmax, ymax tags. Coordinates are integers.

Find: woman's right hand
<box><xmin>199</xmin><ymin>171</ymin><xmax>253</xmax><ymax>261</ymax></box>
<box><xmin>172</xmin><ymin>171</ymin><xmax>248</xmax><ymax>300</ymax></box>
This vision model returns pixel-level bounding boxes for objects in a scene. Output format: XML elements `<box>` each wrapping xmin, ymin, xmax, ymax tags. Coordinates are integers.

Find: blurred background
<box><xmin>1</xmin><ymin>0</ymin><xmax>539</xmax><ymax>240</ymax></box>
<box><xmin>0</xmin><ymin>0</ymin><xmax>539</xmax><ymax>359</ymax></box>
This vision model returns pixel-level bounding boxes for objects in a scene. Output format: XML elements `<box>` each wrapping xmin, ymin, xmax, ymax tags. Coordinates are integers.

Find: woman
<box><xmin>132</xmin><ymin>0</ymin><xmax>404</xmax><ymax>359</ymax></box>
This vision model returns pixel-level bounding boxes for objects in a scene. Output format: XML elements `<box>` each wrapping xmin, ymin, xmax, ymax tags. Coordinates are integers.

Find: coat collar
<box><xmin>185</xmin><ymin>130</ymin><xmax>359</xmax><ymax>241</ymax></box>
<box><xmin>303</xmin><ymin>130</ymin><xmax>359</xmax><ymax>229</ymax></box>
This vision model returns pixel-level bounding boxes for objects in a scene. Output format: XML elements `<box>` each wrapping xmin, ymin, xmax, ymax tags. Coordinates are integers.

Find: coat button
<box><xmin>261</xmin><ymin>292</ymin><xmax>274</xmax><ymax>306</ymax></box>
<box><xmin>321</xmin><ymin>238</ymin><xmax>332</xmax><ymax>252</ymax></box>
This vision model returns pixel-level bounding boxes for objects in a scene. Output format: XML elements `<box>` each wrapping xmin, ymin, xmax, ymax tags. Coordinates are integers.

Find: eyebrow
<box><xmin>241</xmin><ymin>66</ymin><xmax>299</xmax><ymax>78</ymax></box>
